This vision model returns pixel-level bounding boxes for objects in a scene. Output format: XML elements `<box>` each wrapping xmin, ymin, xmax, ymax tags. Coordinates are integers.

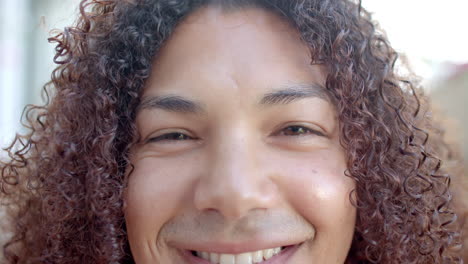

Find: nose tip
<box><xmin>194</xmin><ymin>178</ymin><xmax>276</xmax><ymax>220</ymax></box>
<box><xmin>193</xmin><ymin>144</ymin><xmax>277</xmax><ymax>221</ymax></box>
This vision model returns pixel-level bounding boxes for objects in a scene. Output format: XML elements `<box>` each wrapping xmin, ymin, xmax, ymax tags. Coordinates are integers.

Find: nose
<box><xmin>193</xmin><ymin>129</ymin><xmax>277</xmax><ymax>221</ymax></box>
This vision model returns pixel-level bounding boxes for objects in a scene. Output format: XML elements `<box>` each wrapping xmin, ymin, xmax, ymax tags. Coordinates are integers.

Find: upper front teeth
<box><xmin>196</xmin><ymin>247</ymin><xmax>282</xmax><ymax>264</ymax></box>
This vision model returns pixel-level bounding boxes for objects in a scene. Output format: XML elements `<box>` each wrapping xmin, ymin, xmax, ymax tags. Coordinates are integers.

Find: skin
<box><xmin>124</xmin><ymin>6</ymin><xmax>357</xmax><ymax>264</ymax></box>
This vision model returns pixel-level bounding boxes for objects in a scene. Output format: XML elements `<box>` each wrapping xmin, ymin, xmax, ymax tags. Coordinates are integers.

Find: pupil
<box><xmin>290</xmin><ymin>126</ymin><xmax>303</xmax><ymax>134</ymax></box>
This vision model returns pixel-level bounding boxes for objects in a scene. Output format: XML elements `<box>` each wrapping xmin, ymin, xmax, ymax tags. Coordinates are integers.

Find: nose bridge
<box><xmin>194</xmin><ymin>125</ymin><xmax>275</xmax><ymax>220</ymax></box>
<box><xmin>216</xmin><ymin>128</ymin><xmax>252</xmax><ymax>179</ymax></box>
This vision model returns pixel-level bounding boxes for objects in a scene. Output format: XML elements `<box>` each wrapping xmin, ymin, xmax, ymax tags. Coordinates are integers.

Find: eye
<box><xmin>277</xmin><ymin>125</ymin><xmax>326</xmax><ymax>137</ymax></box>
<box><xmin>147</xmin><ymin>132</ymin><xmax>194</xmax><ymax>143</ymax></box>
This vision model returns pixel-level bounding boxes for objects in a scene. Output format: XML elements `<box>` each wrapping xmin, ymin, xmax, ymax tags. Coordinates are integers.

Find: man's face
<box><xmin>125</xmin><ymin>6</ymin><xmax>356</xmax><ymax>264</ymax></box>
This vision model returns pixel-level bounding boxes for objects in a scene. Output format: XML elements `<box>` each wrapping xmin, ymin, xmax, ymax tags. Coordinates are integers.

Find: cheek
<box><xmin>292</xmin><ymin>169</ymin><xmax>356</xmax><ymax>232</ymax></box>
<box><xmin>124</xmin><ymin>156</ymin><xmax>200</xmax><ymax>247</ymax></box>
<box><xmin>270</xmin><ymin>149</ymin><xmax>356</xmax><ymax>235</ymax></box>
<box><xmin>293</xmin><ymin>165</ymin><xmax>354</xmax><ymax>225</ymax></box>
<box><xmin>270</xmin><ymin>150</ymin><xmax>356</xmax><ymax>261</ymax></box>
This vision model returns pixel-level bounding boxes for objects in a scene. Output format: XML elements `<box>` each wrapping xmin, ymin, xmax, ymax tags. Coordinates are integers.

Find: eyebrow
<box><xmin>137</xmin><ymin>83</ymin><xmax>329</xmax><ymax>114</ymax></box>
<box><xmin>259</xmin><ymin>83</ymin><xmax>329</xmax><ymax>106</ymax></box>
<box><xmin>138</xmin><ymin>95</ymin><xmax>204</xmax><ymax>114</ymax></box>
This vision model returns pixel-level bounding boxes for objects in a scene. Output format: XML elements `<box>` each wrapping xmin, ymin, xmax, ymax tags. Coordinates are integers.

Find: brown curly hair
<box><xmin>1</xmin><ymin>0</ymin><xmax>467</xmax><ymax>263</ymax></box>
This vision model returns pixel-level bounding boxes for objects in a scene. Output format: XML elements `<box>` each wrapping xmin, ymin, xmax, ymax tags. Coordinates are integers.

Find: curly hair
<box><xmin>1</xmin><ymin>0</ymin><xmax>467</xmax><ymax>263</ymax></box>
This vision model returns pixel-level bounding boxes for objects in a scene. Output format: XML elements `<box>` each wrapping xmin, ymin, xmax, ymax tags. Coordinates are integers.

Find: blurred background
<box><xmin>0</xmin><ymin>0</ymin><xmax>467</xmax><ymax>167</ymax></box>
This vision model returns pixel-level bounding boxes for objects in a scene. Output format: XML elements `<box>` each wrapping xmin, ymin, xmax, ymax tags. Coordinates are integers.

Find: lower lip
<box><xmin>179</xmin><ymin>243</ymin><xmax>301</xmax><ymax>264</ymax></box>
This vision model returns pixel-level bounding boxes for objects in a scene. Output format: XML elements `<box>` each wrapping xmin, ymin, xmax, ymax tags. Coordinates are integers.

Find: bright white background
<box><xmin>364</xmin><ymin>0</ymin><xmax>468</xmax><ymax>84</ymax></box>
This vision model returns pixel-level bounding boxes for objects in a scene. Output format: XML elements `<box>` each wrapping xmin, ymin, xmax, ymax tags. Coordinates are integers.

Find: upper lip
<box><xmin>171</xmin><ymin>239</ymin><xmax>306</xmax><ymax>255</ymax></box>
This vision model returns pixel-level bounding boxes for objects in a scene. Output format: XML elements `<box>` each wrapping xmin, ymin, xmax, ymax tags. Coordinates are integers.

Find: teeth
<box><xmin>262</xmin><ymin>249</ymin><xmax>273</xmax><ymax>259</ymax></box>
<box><xmin>195</xmin><ymin>247</ymin><xmax>283</xmax><ymax>264</ymax></box>
<box><xmin>210</xmin><ymin>253</ymin><xmax>220</xmax><ymax>263</ymax></box>
<box><xmin>252</xmin><ymin>250</ymin><xmax>263</xmax><ymax>263</ymax></box>
<box><xmin>236</xmin><ymin>253</ymin><xmax>252</xmax><ymax>264</ymax></box>
<box><xmin>219</xmin><ymin>254</ymin><xmax>235</xmax><ymax>264</ymax></box>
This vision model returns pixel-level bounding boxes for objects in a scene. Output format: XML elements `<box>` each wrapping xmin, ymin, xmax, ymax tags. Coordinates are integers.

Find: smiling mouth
<box><xmin>188</xmin><ymin>244</ymin><xmax>299</xmax><ymax>264</ymax></box>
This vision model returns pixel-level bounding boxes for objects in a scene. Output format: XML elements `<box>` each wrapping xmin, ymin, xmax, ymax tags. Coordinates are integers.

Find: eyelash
<box><xmin>147</xmin><ymin>125</ymin><xmax>324</xmax><ymax>143</ymax></box>
<box><xmin>275</xmin><ymin>125</ymin><xmax>325</xmax><ymax>137</ymax></box>
<box><xmin>147</xmin><ymin>132</ymin><xmax>194</xmax><ymax>143</ymax></box>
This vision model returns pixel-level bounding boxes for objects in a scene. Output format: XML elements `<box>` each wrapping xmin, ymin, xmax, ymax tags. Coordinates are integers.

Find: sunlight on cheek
<box><xmin>272</xmin><ymin>150</ymin><xmax>354</xmax><ymax>227</ymax></box>
<box><xmin>315</xmin><ymin>185</ymin><xmax>335</xmax><ymax>201</ymax></box>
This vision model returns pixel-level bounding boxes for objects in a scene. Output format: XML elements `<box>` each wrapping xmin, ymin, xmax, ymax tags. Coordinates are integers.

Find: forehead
<box><xmin>144</xmin><ymin>6</ymin><xmax>327</xmax><ymax>100</ymax></box>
